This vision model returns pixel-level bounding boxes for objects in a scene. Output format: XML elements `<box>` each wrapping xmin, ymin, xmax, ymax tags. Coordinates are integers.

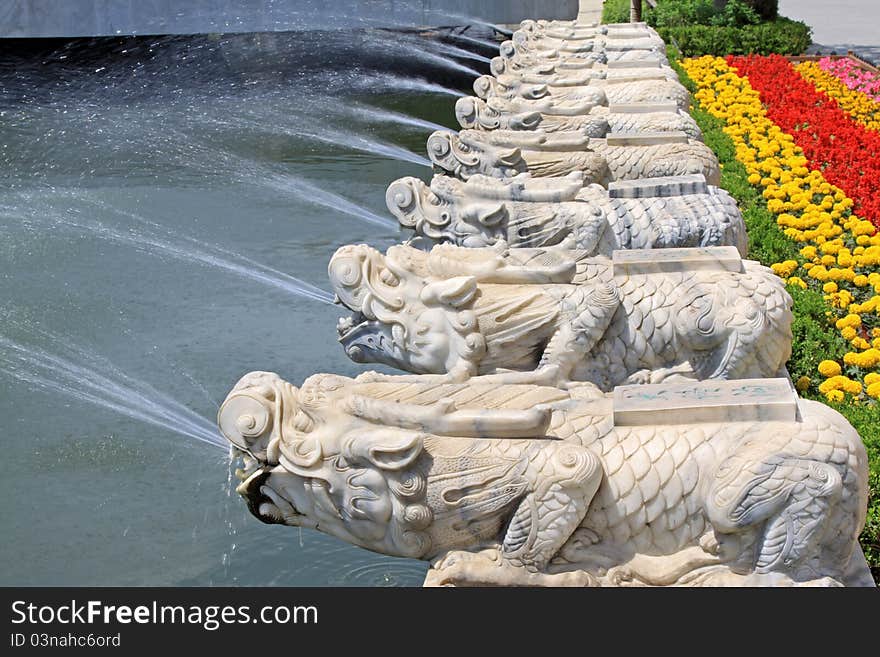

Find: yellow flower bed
<box><xmin>795</xmin><ymin>61</ymin><xmax>880</xmax><ymax>133</ymax></box>
<box><xmin>682</xmin><ymin>55</ymin><xmax>880</xmax><ymax>403</ymax></box>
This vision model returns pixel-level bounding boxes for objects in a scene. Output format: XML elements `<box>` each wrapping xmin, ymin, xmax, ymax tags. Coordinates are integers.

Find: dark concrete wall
<box><xmin>0</xmin><ymin>1</ymin><xmax>580</xmax><ymax>37</ymax></box>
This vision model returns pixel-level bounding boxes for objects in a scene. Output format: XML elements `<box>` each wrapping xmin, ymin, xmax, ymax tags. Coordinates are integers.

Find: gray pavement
<box><xmin>779</xmin><ymin>0</ymin><xmax>880</xmax><ymax>63</ymax></box>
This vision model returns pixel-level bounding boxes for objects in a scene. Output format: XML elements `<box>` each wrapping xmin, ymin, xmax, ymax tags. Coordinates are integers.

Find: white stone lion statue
<box><xmin>217</xmin><ymin>370</ymin><xmax>872</xmax><ymax>587</ymax></box>
<box><xmin>328</xmin><ymin>242</ymin><xmax>792</xmax><ymax>390</ymax></box>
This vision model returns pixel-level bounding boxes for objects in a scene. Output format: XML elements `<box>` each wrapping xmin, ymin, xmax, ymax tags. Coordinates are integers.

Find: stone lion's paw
<box><xmin>699</xmin><ymin>532</ymin><xmax>720</xmax><ymax>556</ymax></box>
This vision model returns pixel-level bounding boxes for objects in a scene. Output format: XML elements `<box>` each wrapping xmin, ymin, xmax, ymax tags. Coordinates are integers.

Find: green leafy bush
<box><xmin>745</xmin><ymin>0</ymin><xmax>779</xmax><ymax>21</ymax></box>
<box><xmin>602</xmin><ymin>0</ymin><xmax>632</xmax><ymax>24</ymax></box>
<box><xmin>602</xmin><ymin>0</ymin><xmax>809</xmax><ymax>56</ymax></box>
<box><xmin>659</xmin><ymin>19</ymin><xmax>811</xmax><ymax>56</ymax></box>
<box><xmin>709</xmin><ymin>0</ymin><xmax>761</xmax><ymax>27</ymax></box>
<box><xmin>647</xmin><ymin>0</ymin><xmax>759</xmax><ymax>28</ymax></box>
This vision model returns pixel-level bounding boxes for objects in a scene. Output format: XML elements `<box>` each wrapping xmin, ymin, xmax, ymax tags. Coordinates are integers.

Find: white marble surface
<box><xmin>217</xmin><ymin>11</ymin><xmax>874</xmax><ymax>587</ymax></box>
<box><xmin>218</xmin><ymin>371</ymin><xmax>871</xmax><ymax>587</ymax></box>
<box><xmin>606</xmin><ymin>58</ymin><xmax>662</xmax><ymax>69</ymax></box>
<box><xmin>605</xmin><ymin>131</ymin><xmax>689</xmax><ymax>146</ymax></box>
<box><xmin>612</xmin><ymin>377</ymin><xmax>798</xmax><ymax>425</ymax></box>
<box><xmin>387</xmin><ymin>172</ymin><xmax>746</xmax><ymax>254</ymax></box>
<box><xmin>607</xmin><ymin>173</ymin><xmax>709</xmax><ymax>198</ymax></box>
<box><xmin>611</xmin><ymin>245</ymin><xmax>744</xmax><ymax>275</ymax></box>
<box><xmin>607</xmin><ymin>102</ymin><xmax>679</xmax><ymax>113</ymax></box>
<box><xmin>455</xmin><ymin>95</ymin><xmax>702</xmax><ymax>140</ymax></box>
<box><xmin>328</xmin><ymin>242</ymin><xmax>792</xmax><ymax>389</ymax></box>
<box><xmin>427</xmin><ymin>128</ymin><xmax>720</xmax><ymax>185</ymax></box>
<box><xmin>475</xmin><ymin>69</ymin><xmax>690</xmax><ymax>110</ymax></box>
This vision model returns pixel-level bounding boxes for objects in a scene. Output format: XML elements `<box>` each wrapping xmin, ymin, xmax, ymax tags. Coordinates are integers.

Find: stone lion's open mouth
<box><xmin>231</xmin><ymin>448</ymin><xmax>299</xmax><ymax>525</ymax></box>
<box><xmin>336</xmin><ymin>309</ymin><xmax>368</xmax><ymax>342</ymax></box>
<box><xmin>335</xmin><ymin>308</ymin><xmax>406</xmax><ymax>369</ymax></box>
<box><xmin>233</xmin><ymin>448</ymin><xmax>264</xmax><ymax>485</ymax></box>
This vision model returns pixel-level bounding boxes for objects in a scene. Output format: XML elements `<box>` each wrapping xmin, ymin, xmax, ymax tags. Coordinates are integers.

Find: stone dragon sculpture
<box><xmin>217</xmin><ymin>370</ymin><xmax>870</xmax><ymax>587</ymax></box>
<box><xmin>329</xmin><ymin>242</ymin><xmax>792</xmax><ymax>390</ymax></box>
<box><xmin>489</xmin><ymin>52</ymin><xmax>679</xmax><ymax>84</ymax></box>
<box><xmin>511</xmin><ymin>28</ymin><xmax>667</xmax><ymax>55</ymax></box>
<box><xmin>502</xmin><ymin>33</ymin><xmax>669</xmax><ymax>65</ymax></box>
<box><xmin>455</xmin><ymin>95</ymin><xmax>702</xmax><ymax>140</ymax></box>
<box><xmin>454</xmin><ymin>95</ymin><xmax>606</xmax><ymax>135</ymax></box>
<box><xmin>473</xmin><ymin>72</ymin><xmax>691</xmax><ymax>111</ymax></box>
<box><xmin>386</xmin><ymin>172</ymin><xmax>746</xmax><ymax>255</ymax></box>
<box><xmin>426</xmin><ymin>129</ymin><xmax>721</xmax><ymax>185</ymax></box>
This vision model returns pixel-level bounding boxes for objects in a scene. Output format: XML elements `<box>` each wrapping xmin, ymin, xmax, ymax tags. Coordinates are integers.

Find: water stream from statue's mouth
<box><xmin>2</xmin><ymin>194</ymin><xmax>338</xmax><ymax>306</ymax></box>
<box><xmin>0</xmin><ymin>331</ymin><xmax>225</xmax><ymax>450</ymax></box>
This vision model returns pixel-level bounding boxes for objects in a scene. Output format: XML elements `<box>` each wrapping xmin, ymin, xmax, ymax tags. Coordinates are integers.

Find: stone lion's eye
<box><xmin>459</xmin><ymin>144</ymin><xmax>470</xmax><ymax>153</ymax></box>
<box><xmin>293</xmin><ymin>411</ymin><xmax>314</xmax><ymax>433</ymax></box>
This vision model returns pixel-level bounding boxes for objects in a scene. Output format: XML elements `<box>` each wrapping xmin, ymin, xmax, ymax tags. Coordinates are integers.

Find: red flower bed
<box><xmin>728</xmin><ymin>54</ymin><xmax>880</xmax><ymax>227</ymax></box>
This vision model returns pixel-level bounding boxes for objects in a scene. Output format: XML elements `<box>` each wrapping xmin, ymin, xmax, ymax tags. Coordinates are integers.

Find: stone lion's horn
<box><xmin>497</xmin><ymin>145</ymin><xmax>524</xmax><ymax>168</ymax></box>
<box><xmin>489</xmin><ymin>56</ymin><xmax>507</xmax><ymax>78</ymax></box>
<box><xmin>472</xmin><ymin>75</ymin><xmax>496</xmax><ymax>100</ymax></box>
<box><xmin>454</xmin><ymin>96</ymin><xmax>482</xmax><ymax>130</ymax></box>
<box><xmin>385</xmin><ymin>177</ymin><xmax>426</xmax><ymax>229</ymax></box>
<box><xmin>328</xmin><ymin>244</ymin><xmax>373</xmax><ymax>311</ymax></box>
<box><xmin>499</xmin><ymin>40</ymin><xmax>515</xmax><ymax>59</ymax></box>
<box><xmin>520</xmin><ymin>83</ymin><xmax>549</xmax><ymax>100</ymax></box>
<box><xmin>218</xmin><ymin>371</ymin><xmax>289</xmax><ymax>462</ymax></box>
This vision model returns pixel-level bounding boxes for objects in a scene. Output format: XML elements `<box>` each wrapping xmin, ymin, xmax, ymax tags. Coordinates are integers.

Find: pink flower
<box><xmin>818</xmin><ymin>57</ymin><xmax>880</xmax><ymax>101</ymax></box>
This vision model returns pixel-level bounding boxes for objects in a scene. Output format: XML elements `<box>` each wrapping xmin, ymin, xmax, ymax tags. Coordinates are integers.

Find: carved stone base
<box><xmin>424</xmin><ymin>545</ymin><xmax>876</xmax><ymax>587</ymax></box>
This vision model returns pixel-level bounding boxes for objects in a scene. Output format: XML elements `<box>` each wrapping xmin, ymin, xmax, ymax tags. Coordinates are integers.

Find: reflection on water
<box><xmin>0</xmin><ymin>26</ymin><xmax>486</xmax><ymax>587</ymax></box>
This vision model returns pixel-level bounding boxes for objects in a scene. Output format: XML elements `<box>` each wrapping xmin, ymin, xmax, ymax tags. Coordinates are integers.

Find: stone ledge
<box><xmin>607</xmin><ymin>102</ymin><xmax>680</xmax><ymax>114</ymax></box>
<box><xmin>607</xmin><ymin>173</ymin><xmax>708</xmax><ymax>198</ymax></box>
<box><xmin>613</xmin><ymin>378</ymin><xmax>798</xmax><ymax>425</ymax></box>
<box><xmin>606</xmin><ymin>58</ymin><xmax>662</xmax><ymax>69</ymax></box>
<box><xmin>605</xmin><ymin>131</ymin><xmax>689</xmax><ymax>146</ymax></box>
<box><xmin>612</xmin><ymin>245</ymin><xmax>744</xmax><ymax>275</ymax></box>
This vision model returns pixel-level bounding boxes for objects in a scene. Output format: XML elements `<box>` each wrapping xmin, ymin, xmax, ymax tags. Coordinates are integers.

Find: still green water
<box><xmin>0</xmin><ymin>30</ymin><xmax>482</xmax><ymax>585</ymax></box>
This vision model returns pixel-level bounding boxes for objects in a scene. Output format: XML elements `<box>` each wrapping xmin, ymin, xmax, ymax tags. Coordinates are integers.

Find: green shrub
<box><xmin>646</xmin><ymin>0</ymin><xmax>760</xmax><ymax>28</ymax></box>
<box><xmin>601</xmin><ymin>0</ymin><xmax>632</xmax><ymax>24</ymax></box>
<box><xmin>607</xmin><ymin>0</ymin><xmax>780</xmax><ymax>26</ymax></box>
<box><xmin>603</xmin><ymin>0</ymin><xmax>808</xmax><ymax>56</ymax></box>
<box><xmin>646</xmin><ymin>0</ymin><xmax>717</xmax><ymax>27</ymax></box>
<box><xmin>709</xmin><ymin>0</ymin><xmax>761</xmax><ymax>27</ymax></box>
<box><xmin>744</xmin><ymin>0</ymin><xmax>779</xmax><ymax>21</ymax></box>
<box><xmin>659</xmin><ymin>18</ymin><xmax>811</xmax><ymax>56</ymax></box>
<box><xmin>670</xmin><ymin>47</ymin><xmax>880</xmax><ymax>584</ymax></box>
